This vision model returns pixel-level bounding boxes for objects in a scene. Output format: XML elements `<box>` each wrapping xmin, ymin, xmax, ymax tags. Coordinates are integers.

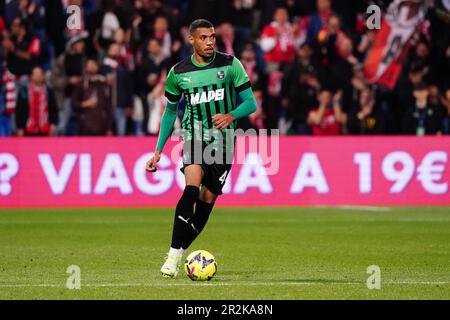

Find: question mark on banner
<box><xmin>0</xmin><ymin>153</ymin><xmax>19</xmax><ymax>196</ymax></box>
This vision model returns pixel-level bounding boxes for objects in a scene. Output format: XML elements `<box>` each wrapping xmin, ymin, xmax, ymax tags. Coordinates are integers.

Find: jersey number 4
<box><xmin>219</xmin><ymin>171</ymin><xmax>228</xmax><ymax>185</ymax></box>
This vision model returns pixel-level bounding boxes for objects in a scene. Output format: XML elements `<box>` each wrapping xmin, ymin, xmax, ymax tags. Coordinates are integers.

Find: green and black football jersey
<box><xmin>164</xmin><ymin>51</ymin><xmax>251</xmax><ymax>150</ymax></box>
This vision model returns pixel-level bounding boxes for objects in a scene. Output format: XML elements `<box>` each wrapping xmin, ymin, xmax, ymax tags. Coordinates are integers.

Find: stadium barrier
<box><xmin>0</xmin><ymin>137</ymin><xmax>449</xmax><ymax>208</ymax></box>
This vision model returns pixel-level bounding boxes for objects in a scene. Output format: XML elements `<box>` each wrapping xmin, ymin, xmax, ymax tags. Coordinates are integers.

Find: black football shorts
<box><xmin>180</xmin><ymin>141</ymin><xmax>232</xmax><ymax>195</ymax></box>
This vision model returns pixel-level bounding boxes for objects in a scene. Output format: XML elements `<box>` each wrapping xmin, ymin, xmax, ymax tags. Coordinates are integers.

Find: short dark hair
<box><xmin>85</xmin><ymin>57</ymin><xmax>99</xmax><ymax>66</ymax></box>
<box><xmin>189</xmin><ymin>19</ymin><xmax>214</xmax><ymax>35</ymax></box>
<box><xmin>413</xmin><ymin>82</ymin><xmax>428</xmax><ymax>92</ymax></box>
<box><xmin>31</xmin><ymin>65</ymin><xmax>44</xmax><ymax>73</ymax></box>
<box><xmin>11</xmin><ymin>17</ymin><xmax>28</xmax><ymax>32</ymax></box>
<box><xmin>409</xmin><ymin>62</ymin><xmax>424</xmax><ymax>74</ymax></box>
<box><xmin>148</xmin><ymin>37</ymin><xmax>163</xmax><ymax>47</ymax></box>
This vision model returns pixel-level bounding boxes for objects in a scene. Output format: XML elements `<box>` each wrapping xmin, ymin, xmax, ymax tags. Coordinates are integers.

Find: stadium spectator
<box><xmin>239</xmin><ymin>43</ymin><xmax>264</xmax><ymax>89</ymax></box>
<box><xmin>5</xmin><ymin>0</ymin><xmax>45</xmax><ymax>37</ymax></box>
<box><xmin>238</xmin><ymin>44</ymin><xmax>265</xmax><ymax>130</ymax></box>
<box><xmin>100</xmin><ymin>2</ymin><xmax>121</xmax><ymax>45</ymax></box>
<box><xmin>316</xmin><ymin>14</ymin><xmax>346</xmax><ymax>49</ymax></box>
<box><xmin>306</xmin><ymin>0</ymin><xmax>335</xmax><ymax>44</ymax></box>
<box><xmin>0</xmin><ymin>16</ymin><xmax>5</xmax><ymax>34</ymax></box>
<box><xmin>42</xmin><ymin>0</ymin><xmax>66</xmax><ymax>57</ymax></box>
<box><xmin>356</xmin><ymin>30</ymin><xmax>375</xmax><ymax>61</ymax></box>
<box><xmin>286</xmin><ymin>67</ymin><xmax>321</xmax><ymax>135</ymax></box>
<box><xmin>0</xmin><ymin>0</ymin><xmax>448</xmax><ymax>138</ymax></box>
<box><xmin>307</xmin><ymin>88</ymin><xmax>347</xmax><ymax>135</ymax></box>
<box><xmin>400</xmin><ymin>64</ymin><xmax>427</xmax><ymax>104</ymax></box>
<box><xmin>248</xmin><ymin>88</ymin><xmax>265</xmax><ymax>130</ymax></box>
<box><xmin>134</xmin><ymin>0</ymin><xmax>172</xmax><ymax>49</ymax></box>
<box><xmin>185</xmin><ymin>0</ymin><xmax>221</xmax><ymax>26</ymax></box>
<box><xmin>146</xmin><ymin>70</ymin><xmax>165</xmax><ymax>135</ymax></box>
<box><xmin>0</xmin><ymin>61</ymin><xmax>16</xmax><ymax>136</ymax></box>
<box><xmin>15</xmin><ymin>66</ymin><xmax>58</xmax><ymax>136</ymax></box>
<box><xmin>100</xmin><ymin>42</ymin><xmax>133</xmax><ymax>136</ymax></box>
<box><xmin>405</xmin><ymin>38</ymin><xmax>432</xmax><ymax>83</ymax></box>
<box><xmin>259</xmin><ymin>6</ymin><xmax>299</xmax><ymax>132</ymax></box>
<box><xmin>220</xmin><ymin>0</ymin><xmax>257</xmax><ymax>41</ymax></box>
<box><xmin>429</xmin><ymin>84</ymin><xmax>450</xmax><ymax>134</ymax></box>
<box><xmin>90</xmin><ymin>0</ymin><xmax>120</xmax><ymax>54</ymax></box>
<box><xmin>348</xmin><ymin>87</ymin><xmax>385</xmax><ymax>135</ymax></box>
<box><xmin>260</xmin><ymin>6</ymin><xmax>297</xmax><ymax>66</ymax></box>
<box><xmin>402</xmin><ymin>83</ymin><xmax>442</xmax><ymax>135</ymax></box>
<box><xmin>72</xmin><ymin>59</ymin><xmax>113</xmax><ymax>136</ymax></box>
<box><xmin>326</xmin><ymin>34</ymin><xmax>359</xmax><ymax>113</ymax></box>
<box><xmin>153</xmin><ymin>15</ymin><xmax>172</xmax><ymax>60</ymax></box>
<box><xmin>113</xmin><ymin>28</ymin><xmax>135</xmax><ymax>72</ymax></box>
<box><xmin>393</xmin><ymin>64</ymin><xmax>427</xmax><ymax>133</ymax></box>
<box><xmin>104</xmin><ymin>0</ymin><xmax>134</xmax><ymax>30</ymax></box>
<box><xmin>349</xmin><ymin>63</ymin><xmax>368</xmax><ymax>108</ymax></box>
<box><xmin>138</xmin><ymin>37</ymin><xmax>171</xmax><ymax>91</ymax></box>
<box><xmin>5</xmin><ymin>17</ymin><xmax>41</xmax><ymax>81</ymax></box>
<box><xmin>216</xmin><ymin>22</ymin><xmax>243</xmax><ymax>57</ymax></box>
<box><xmin>49</xmin><ymin>32</ymin><xmax>88</xmax><ymax>136</ymax></box>
<box><xmin>282</xmin><ymin>42</ymin><xmax>320</xmax><ymax>99</ymax></box>
<box><xmin>442</xmin><ymin>87</ymin><xmax>450</xmax><ymax>135</ymax></box>
<box><xmin>136</xmin><ymin>37</ymin><xmax>170</xmax><ymax>134</ymax></box>
<box><xmin>146</xmin><ymin>70</ymin><xmax>181</xmax><ymax>135</ymax></box>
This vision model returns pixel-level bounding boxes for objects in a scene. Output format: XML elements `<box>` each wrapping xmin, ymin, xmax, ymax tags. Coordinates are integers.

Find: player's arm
<box><xmin>146</xmin><ymin>68</ymin><xmax>181</xmax><ymax>172</ymax></box>
<box><xmin>212</xmin><ymin>57</ymin><xmax>257</xmax><ymax>130</ymax></box>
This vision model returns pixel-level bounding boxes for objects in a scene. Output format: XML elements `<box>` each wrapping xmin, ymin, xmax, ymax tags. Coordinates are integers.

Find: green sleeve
<box><xmin>229</xmin><ymin>57</ymin><xmax>255</xmax><ymax>119</ymax></box>
<box><xmin>164</xmin><ymin>67</ymin><xmax>182</xmax><ymax>103</ymax></box>
<box><xmin>230</xmin><ymin>87</ymin><xmax>257</xmax><ymax>120</ymax></box>
<box><xmin>231</xmin><ymin>57</ymin><xmax>252</xmax><ymax>93</ymax></box>
<box><xmin>156</xmin><ymin>100</ymin><xmax>179</xmax><ymax>152</ymax></box>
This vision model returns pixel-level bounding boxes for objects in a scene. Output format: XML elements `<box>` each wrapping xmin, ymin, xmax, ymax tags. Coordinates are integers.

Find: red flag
<box><xmin>364</xmin><ymin>0</ymin><xmax>431</xmax><ymax>89</ymax></box>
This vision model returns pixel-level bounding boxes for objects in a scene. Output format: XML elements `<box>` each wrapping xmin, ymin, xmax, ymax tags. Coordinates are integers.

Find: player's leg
<box><xmin>182</xmin><ymin>163</ymin><xmax>230</xmax><ymax>249</ymax></box>
<box><xmin>182</xmin><ymin>185</ymin><xmax>217</xmax><ymax>250</ymax></box>
<box><xmin>161</xmin><ymin>164</ymin><xmax>203</xmax><ymax>278</ymax></box>
<box><xmin>170</xmin><ymin>164</ymin><xmax>203</xmax><ymax>250</ymax></box>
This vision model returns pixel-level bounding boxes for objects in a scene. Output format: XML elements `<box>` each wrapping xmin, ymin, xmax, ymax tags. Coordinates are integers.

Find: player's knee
<box><xmin>203</xmin><ymin>195</ymin><xmax>217</xmax><ymax>204</ymax></box>
<box><xmin>199</xmin><ymin>187</ymin><xmax>217</xmax><ymax>204</ymax></box>
<box><xmin>183</xmin><ymin>185</ymin><xmax>200</xmax><ymax>201</ymax></box>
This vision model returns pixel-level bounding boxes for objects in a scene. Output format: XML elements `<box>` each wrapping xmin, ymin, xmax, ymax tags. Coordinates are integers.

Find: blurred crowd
<box><xmin>0</xmin><ymin>0</ymin><xmax>449</xmax><ymax>137</ymax></box>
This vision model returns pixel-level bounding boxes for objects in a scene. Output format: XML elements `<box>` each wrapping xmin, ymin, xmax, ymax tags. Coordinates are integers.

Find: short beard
<box><xmin>199</xmin><ymin>51</ymin><xmax>214</xmax><ymax>62</ymax></box>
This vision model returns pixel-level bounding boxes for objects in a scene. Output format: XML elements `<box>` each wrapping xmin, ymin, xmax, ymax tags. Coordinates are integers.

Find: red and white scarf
<box><xmin>26</xmin><ymin>83</ymin><xmax>49</xmax><ymax>134</ymax></box>
<box><xmin>3</xmin><ymin>69</ymin><xmax>16</xmax><ymax>115</ymax></box>
<box><xmin>103</xmin><ymin>57</ymin><xmax>119</xmax><ymax>69</ymax></box>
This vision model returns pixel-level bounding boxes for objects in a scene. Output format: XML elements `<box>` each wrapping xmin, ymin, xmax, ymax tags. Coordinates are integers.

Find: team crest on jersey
<box><xmin>217</xmin><ymin>70</ymin><xmax>225</xmax><ymax>80</ymax></box>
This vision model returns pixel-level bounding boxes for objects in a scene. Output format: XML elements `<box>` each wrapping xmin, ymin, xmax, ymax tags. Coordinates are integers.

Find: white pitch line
<box><xmin>336</xmin><ymin>206</ymin><xmax>393</xmax><ymax>212</ymax></box>
<box><xmin>1</xmin><ymin>281</ymin><xmax>449</xmax><ymax>288</ymax></box>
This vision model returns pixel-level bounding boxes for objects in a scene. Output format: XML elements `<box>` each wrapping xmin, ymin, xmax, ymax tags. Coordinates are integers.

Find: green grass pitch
<box><xmin>0</xmin><ymin>207</ymin><xmax>449</xmax><ymax>300</ymax></box>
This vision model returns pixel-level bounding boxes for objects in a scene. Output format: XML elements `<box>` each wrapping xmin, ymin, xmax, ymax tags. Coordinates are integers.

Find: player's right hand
<box><xmin>146</xmin><ymin>152</ymin><xmax>161</xmax><ymax>173</ymax></box>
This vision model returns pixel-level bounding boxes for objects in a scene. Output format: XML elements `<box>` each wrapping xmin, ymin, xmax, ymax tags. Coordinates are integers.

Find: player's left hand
<box><xmin>212</xmin><ymin>113</ymin><xmax>234</xmax><ymax>130</ymax></box>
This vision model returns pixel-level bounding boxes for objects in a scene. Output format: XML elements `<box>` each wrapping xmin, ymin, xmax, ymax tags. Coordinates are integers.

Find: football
<box><xmin>184</xmin><ymin>250</ymin><xmax>217</xmax><ymax>281</ymax></box>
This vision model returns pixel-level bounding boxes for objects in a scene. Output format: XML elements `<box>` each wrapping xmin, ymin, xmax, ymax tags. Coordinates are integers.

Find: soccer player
<box><xmin>145</xmin><ymin>19</ymin><xmax>257</xmax><ymax>278</ymax></box>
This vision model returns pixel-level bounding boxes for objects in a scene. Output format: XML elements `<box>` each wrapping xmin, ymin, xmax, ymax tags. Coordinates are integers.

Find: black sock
<box><xmin>183</xmin><ymin>199</ymin><xmax>215</xmax><ymax>250</ymax></box>
<box><xmin>170</xmin><ymin>185</ymin><xmax>199</xmax><ymax>249</ymax></box>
